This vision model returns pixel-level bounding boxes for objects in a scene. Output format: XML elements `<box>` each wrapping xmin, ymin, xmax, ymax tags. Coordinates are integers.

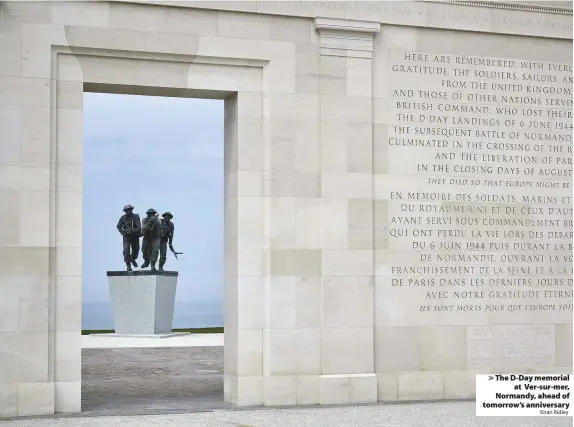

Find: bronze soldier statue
<box><xmin>159</xmin><ymin>212</ymin><xmax>176</xmax><ymax>272</ymax></box>
<box><xmin>116</xmin><ymin>204</ymin><xmax>141</xmax><ymax>272</ymax></box>
<box><xmin>141</xmin><ymin>208</ymin><xmax>162</xmax><ymax>271</ymax></box>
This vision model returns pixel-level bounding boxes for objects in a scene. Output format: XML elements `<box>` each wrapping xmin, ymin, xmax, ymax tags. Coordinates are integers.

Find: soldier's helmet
<box><xmin>162</xmin><ymin>212</ymin><xmax>173</xmax><ymax>218</ymax></box>
<box><xmin>123</xmin><ymin>204</ymin><xmax>134</xmax><ymax>211</ymax></box>
<box><xmin>146</xmin><ymin>208</ymin><xmax>157</xmax><ymax>215</ymax></box>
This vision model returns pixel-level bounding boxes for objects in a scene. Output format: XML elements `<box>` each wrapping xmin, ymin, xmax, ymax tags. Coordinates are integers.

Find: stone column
<box><xmin>314</xmin><ymin>17</ymin><xmax>381</xmax><ymax>404</ymax></box>
<box><xmin>223</xmin><ymin>88</ymin><xmax>268</xmax><ymax>406</ymax></box>
<box><xmin>0</xmin><ymin>3</ymin><xmax>76</xmax><ymax>417</ymax></box>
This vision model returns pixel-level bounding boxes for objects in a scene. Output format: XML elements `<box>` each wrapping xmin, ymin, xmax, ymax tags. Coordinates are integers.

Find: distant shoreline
<box><xmin>82</xmin><ymin>327</ymin><xmax>223</xmax><ymax>335</ymax></box>
<box><xmin>82</xmin><ymin>300</ymin><xmax>223</xmax><ymax>330</ymax></box>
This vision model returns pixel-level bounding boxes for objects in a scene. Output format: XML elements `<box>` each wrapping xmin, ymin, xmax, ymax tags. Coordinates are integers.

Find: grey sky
<box><xmin>82</xmin><ymin>93</ymin><xmax>224</xmax><ymax>304</ymax></box>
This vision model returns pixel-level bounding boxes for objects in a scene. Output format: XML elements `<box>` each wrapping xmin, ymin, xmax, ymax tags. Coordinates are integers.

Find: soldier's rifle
<box><xmin>169</xmin><ymin>246</ymin><xmax>183</xmax><ymax>260</ymax></box>
<box><xmin>159</xmin><ymin>217</ymin><xmax>182</xmax><ymax>259</ymax></box>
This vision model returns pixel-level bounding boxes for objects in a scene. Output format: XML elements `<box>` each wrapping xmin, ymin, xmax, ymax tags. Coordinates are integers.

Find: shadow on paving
<box><xmin>82</xmin><ymin>346</ymin><xmax>230</xmax><ymax>416</ymax></box>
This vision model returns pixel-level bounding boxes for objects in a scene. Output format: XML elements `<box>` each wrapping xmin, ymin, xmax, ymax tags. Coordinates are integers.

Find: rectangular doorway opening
<box><xmin>81</xmin><ymin>91</ymin><xmax>225</xmax><ymax>414</ymax></box>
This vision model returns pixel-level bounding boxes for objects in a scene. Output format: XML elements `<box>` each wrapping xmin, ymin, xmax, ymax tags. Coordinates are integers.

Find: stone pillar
<box><xmin>261</xmin><ymin>39</ymin><xmax>322</xmax><ymax>406</ymax></box>
<box><xmin>223</xmin><ymin>88</ymin><xmax>268</xmax><ymax>406</ymax></box>
<box><xmin>0</xmin><ymin>3</ymin><xmax>77</xmax><ymax>417</ymax></box>
<box><xmin>314</xmin><ymin>17</ymin><xmax>381</xmax><ymax>404</ymax></box>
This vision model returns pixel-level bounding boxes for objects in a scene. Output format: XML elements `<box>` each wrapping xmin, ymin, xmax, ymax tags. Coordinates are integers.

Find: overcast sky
<box><xmin>82</xmin><ymin>93</ymin><xmax>224</xmax><ymax>304</ymax></box>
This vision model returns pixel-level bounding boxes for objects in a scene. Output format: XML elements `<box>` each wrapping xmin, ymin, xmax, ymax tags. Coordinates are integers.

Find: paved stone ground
<box><xmin>4</xmin><ymin>403</ymin><xmax>574</xmax><ymax>426</ymax></box>
<box><xmin>82</xmin><ymin>346</ymin><xmax>225</xmax><ymax>414</ymax></box>
<box><xmin>82</xmin><ymin>333</ymin><xmax>224</xmax><ymax>349</ymax></box>
<box><xmin>3</xmin><ymin>347</ymin><xmax>571</xmax><ymax>425</ymax></box>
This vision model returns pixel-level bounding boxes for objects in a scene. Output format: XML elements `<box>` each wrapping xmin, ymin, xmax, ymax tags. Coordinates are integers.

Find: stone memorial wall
<box><xmin>0</xmin><ymin>0</ymin><xmax>572</xmax><ymax>418</ymax></box>
<box><xmin>385</xmin><ymin>51</ymin><xmax>573</xmax><ymax>326</ymax></box>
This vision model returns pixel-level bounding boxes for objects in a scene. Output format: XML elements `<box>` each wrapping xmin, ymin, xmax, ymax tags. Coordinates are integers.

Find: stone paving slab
<box><xmin>82</xmin><ymin>346</ymin><xmax>223</xmax><ymax>412</ymax></box>
<box><xmin>82</xmin><ymin>333</ymin><xmax>224</xmax><ymax>349</ymax></box>
<box><xmin>4</xmin><ymin>402</ymin><xmax>574</xmax><ymax>426</ymax></box>
<box><xmin>39</xmin><ymin>346</ymin><xmax>568</xmax><ymax>426</ymax></box>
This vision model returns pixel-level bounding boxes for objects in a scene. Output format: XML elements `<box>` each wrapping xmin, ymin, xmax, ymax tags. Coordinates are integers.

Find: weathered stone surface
<box><xmin>81</xmin><ymin>347</ymin><xmax>224</xmax><ymax>412</ymax></box>
<box><xmin>0</xmin><ymin>0</ymin><xmax>571</xmax><ymax>418</ymax></box>
<box><xmin>107</xmin><ymin>271</ymin><xmax>179</xmax><ymax>335</ymax></box>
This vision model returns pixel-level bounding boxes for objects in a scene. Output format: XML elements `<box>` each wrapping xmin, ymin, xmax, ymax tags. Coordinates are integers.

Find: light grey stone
<box><xmin>346</xmin><ymin>122</ymin><xmax>372</xmax><ymax>173</ymax></box>
<box><xmin>107</xmin><ymin>273</ymin><xmax>179</xmax><ymax>335</ymax></box>
<box><xmin>296</xmin><ymin>375</ymin><xmax>321</xmax><ymax>405</ymax></box>
<box><xmin>54</xmin><ymin>381</ymin><xmax>81</xmax><ymax>413</ymax></box>
<box><xmin>237</xmin><ymin>276</ymin><xmax>265</xmax><ymax>329</ymax></box>
<box><xmin>90</xmin><ymin>332</ymin><xmax>189</xmax><ymax>339</ymax></box>
<box><xmin>322</xmin><ymin>328</ymin><xmax>374</xmax><ymax>374</ymax></box>
<box><xmin>269</xmin><ymin>15</ymin><xmax>313</xmax><ymax>43</ymax></box>
<box><xmin>321</xmin><ymin>250</ymin><xmax>373</xmax><ymax>276</ymax></box>
<box><xmin>349</xmin><ymin>373</ymin><xmax>377</xmax><ymax>404</ymax></box>
<box><xmin>0</xmin><ymin>0</ymin><xmax>572</xmax><ymax>418</ymax></box>
<box><xmin>266</xmin><ymin>328</ymin><xmax>322</xmax><ymax>375</ymax></box>
<box><xmin>375</xmin><ymin>326</ymin><xmax>421</xmax><ymax>373</ymax></box>
<box><xmin>2</xmin><ymin>1</ymin><xmax>52</xmax><ymax>24</ymax></box>
<box><xmin>420</xmin><ymin>326</ymin><xmax>467</xmax><ymax>371</ymax></box>
<box><xmin>0</xmin><ymin>21</ymin><xmax>21</xmax><ymax>77</ymax></box>
<box><xmin>18</xmin><ymin>300</ymin><xmax>48</xmax><ymax>332</ymax></box>
<box><xmin>445</xmin><ymin>370</ymin><xmax>485</xmax><ymax>399</ymax></box>
<box><xmin>264</xmin><ymin>375</ymin><xmax>297</xmax><ymax>406</ymax></box>
<box><xmin>53</xmin><ymin>1</ymin><xmax>110</xmax><ymax>28</ymax></box>
<box><xmin>398</xmin><ymin>372</ymin><xmax>445</xmax><ymax>401</ymax></box>
<box><xmin>0</xmin><ymin>383</ymin><xmax>18</xmax><ymax>417</ymax></box>
<box><xmin>54</xmin><ymin>331</ymin><xmax>81</xmax><ymax>383</ymax></box>
<box><xmin>322</xmin><ymin>276</ymin><xmax>374</xmax><ymax>328</ymax></box>
<box><xmin>467</xmin><ymin>325</ymin><xmax>556</xmax><ymax>371</ymax></box>
<box><xmin>320</xmin><ymin>374</ymin><xmax>350</xmax><ymax>405</ymax></box>
<box><xmin>236</xmin><ymin>329</ymin><xmax>263</xmax><ymax>377</ymax></box>
<box><xmin>0</xmin><ymin>76</ymin><xmax>51</xmax><ymax>107</ymax></box>
<box><xmin>0</xmin><ymin>190</ymin><xmax>19</xmax><ymax>244</ymax></box>
<box><xmin>0</xmin><ymin>293</ymin><xmax>19</xmax><ymax>333</ymax></box>
<box><xmin>17</xmin><ymin>382</ymin><xmax>53</xmax><ymax>416</ymax></box>
<box><xmin>270</xmin><ymin>250</ymin><xmax>321</xmax><ymax>276</ymax></box>
<box><xmin>376</xmin><ymin>372</ymin><xmax>398</xmax><ymax>402</ymax></box>
<box><xmin>235</xmin><ymin>375</ymin><xmax>264</xmax><ymax>406</ymax></box>
<box><xmin>0</xmin><ymin>247</ymin><xmax>49</xmax><ymax>276</ymax></box>
<box><xmin>556</xmin><ymin>323</ymin><xmax>573</xmax><ymax>367</ymax></box>
<box><xmin>3</xmin><ymin>401</ymin><xmax>574</xmax><ymax>426</ymax></box>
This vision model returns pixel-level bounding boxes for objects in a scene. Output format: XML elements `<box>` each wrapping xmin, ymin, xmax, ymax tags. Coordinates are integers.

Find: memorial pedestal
<box><xmin>106</xmin><ymin>270</ymin><xmax>185</xmax><ymax>337</ymax></box>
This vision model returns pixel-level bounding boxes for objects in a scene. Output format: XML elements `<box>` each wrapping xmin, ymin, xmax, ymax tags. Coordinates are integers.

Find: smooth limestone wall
<box><xmin>372</xmin><ymin>24</ymin><xmax>573</xmax><ymax>400</ymax></box>
<box><xmin>0</xmin><ymin>0</ymin><xmax>572</xmax><ymax>418</ymax></box>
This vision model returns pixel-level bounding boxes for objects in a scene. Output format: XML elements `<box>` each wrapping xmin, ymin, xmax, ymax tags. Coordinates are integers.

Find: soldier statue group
<box><xmin>116</xmin><ymin>204</ymin><xmax>182</xmax><ymax>272</ymax></box>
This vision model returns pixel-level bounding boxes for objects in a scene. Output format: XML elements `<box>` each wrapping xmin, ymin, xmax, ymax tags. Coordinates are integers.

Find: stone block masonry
<box><xmin>0</xmin><ymin>0</ymin><xmax>571</xmax><ymax>418</ymax></box>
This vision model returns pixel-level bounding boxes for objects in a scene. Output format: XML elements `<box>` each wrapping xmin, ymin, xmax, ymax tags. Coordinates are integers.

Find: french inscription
<box><xmin>387</xmin><ymin>51</ymin><xmax>573</xmax><ymax>322</ymax></box>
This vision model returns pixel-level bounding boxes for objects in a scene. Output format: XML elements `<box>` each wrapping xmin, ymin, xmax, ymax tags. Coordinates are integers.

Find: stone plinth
<box><xmin>107</xmin><ymin>271</ymin><xmax>180</xmax><ymax>335</ymax></box>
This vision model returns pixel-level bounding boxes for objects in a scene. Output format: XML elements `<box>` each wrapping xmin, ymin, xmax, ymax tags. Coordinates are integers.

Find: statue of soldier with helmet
<box><xmin>141</xmin><ymin>208</ymin><xmax>162</xmax><ymax>271</ymax></box>
<box><xmin>116</xmin><ymin>204</ymin><xmax>141</xmax><ymax>271</ymax></box>
<box><xmin>116</xmin><ymin>205</ymin><xmax>182</xmax><ymax>272</ymax></box>
<box><xmin>159</xmin><ymin>212</ymin><xmax>176</xmax><ymax>272</ymax></box>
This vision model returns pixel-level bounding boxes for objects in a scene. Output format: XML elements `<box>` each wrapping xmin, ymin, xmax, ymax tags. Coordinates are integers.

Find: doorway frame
<box><xmin>51</xmin><ymin>44</ymin><xmax>275</xmax><ymax>411</ymax></box>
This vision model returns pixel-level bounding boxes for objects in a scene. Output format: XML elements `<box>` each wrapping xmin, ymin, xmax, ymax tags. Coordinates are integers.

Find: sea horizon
<box><xmin>82</xmin><ymin>300</ymin><xmax>223</xmax><ymax>330</ymax></box>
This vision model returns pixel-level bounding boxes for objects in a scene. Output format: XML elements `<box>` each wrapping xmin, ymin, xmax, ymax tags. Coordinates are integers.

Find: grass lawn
<box><xmin>82</xmin><ymin>327</ymin><xmax>223</xmax><ymax>335</ymax></box>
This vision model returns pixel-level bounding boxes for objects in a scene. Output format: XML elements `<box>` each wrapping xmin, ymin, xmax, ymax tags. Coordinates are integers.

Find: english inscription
<box><xmin>387</xmin><ymin>51</ymin><xmax>573</xmax><ymax>325</ymax></box>
<box><xmin>467</xmin><ymin>325</ymin><xmax>555</xmax><ymax>369</ymax></box>
<box><xmin>294</xmin><ymin>1</ymin><xmax>573</xmax><ymax>38</ymax></box>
